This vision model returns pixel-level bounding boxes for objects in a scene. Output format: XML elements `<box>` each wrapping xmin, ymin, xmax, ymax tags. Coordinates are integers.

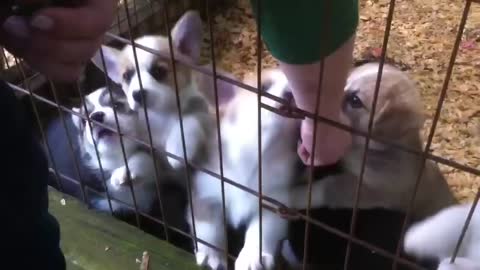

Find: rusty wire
<box><xmin>255</xmin><ymin>0</ymin><xmax>264</xmax><ymax>265</ymax></box>
<box><xmin>301</xmin><ymin>1</ymin><xmax>331</xmax><ymax>267</ymax></box>
<box><xmin>450</xmin><ymin>187</ymin><xmax>480</xmax><ymax>262</ymax></box>
<box><xmin>118</xmin><ymin>0</ymin><xmax>172</xmax><ymax>238</ymax></box>
<box><xmin>5</xmin><ymin>76</ymin><xmax>471</xmax><ymax>270</ymax></box>
<box><xmin>162</xmin><ymin>0</ymin><xmax>199</xmax><ymax>251</ymax></box>
<box><xmin>103</xmin><ymin>31</ymin><xmax>480</xmax><ymax>178</ymax></box>
<box><xmin>47</xmin><ymin>80</ymin><xmax>92</xmax><ymax>206</ymax></box>
<box><xmin>10</xmin><ymin>57</ymin><xmax>65</xmax><ymax>197</ymax></box>
<box><xmin>206</xmin><ymin>0</ymin><xmax>231</xmax><ymax>266</ymax></box>
<box><xmin>344</xmin><ymin>0</ymin><xmax>397</xmax><ymax>269</ymax></box>
<box><xmin>75</xmin><ymin>80</ymin><xmax>115</xmax><ymax>215</ymax></box>
<box><xmin>391</xmin><ymin>1</ymin><xmax>474</xmax><ymax>269</ymax></box>
<box><xmin>3</xmin><ymin>1</ymin><xmax>480</xmax><ymax>269</ymax></box>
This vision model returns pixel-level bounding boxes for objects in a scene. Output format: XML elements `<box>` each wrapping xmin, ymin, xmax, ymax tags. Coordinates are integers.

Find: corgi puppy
<box><xmin>187</xmin><ymin>69</ymin><xmax>301</xmax><ymax>270</ymax></box>
<box><xmin>276</xmin><ymin>63</ymin><xmax>456</xmax><ymax>221</ymax></box>
<box><xmin>71</xmin><ymin>86</ymin><xmax>171</xmax><ymax>215</ymax></box>
<box><xmin>91</xmin><ymin>11</ymin><xmax>213</xmax><ymax>171</ymax></box>
<box><xmin>404</xmin><ymin>202</ymin><xmax>480</xmax><ymax>269</ymax></box>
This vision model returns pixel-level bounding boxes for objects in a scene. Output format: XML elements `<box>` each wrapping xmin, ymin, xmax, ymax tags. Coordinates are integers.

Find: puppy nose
<box><xmin>132</xmin><ymin>90</ymin><xmax>146</xmax><ymax>104</ymax></box>
<box><xmin>90</xmin><ymin>111</ymin><xmax>105</xmax><ymax>123</ymax></box>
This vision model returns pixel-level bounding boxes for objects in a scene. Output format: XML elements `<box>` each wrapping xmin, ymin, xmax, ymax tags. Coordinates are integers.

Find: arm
<box><xmin>0</xmin><ymin>1</ymin><xmax>116</xmax><ymax>269</ymax></box>
<box><xmin>250</xmin><ymin>0</ymin><xmax>359</xmax><ymax>166</ymax></box>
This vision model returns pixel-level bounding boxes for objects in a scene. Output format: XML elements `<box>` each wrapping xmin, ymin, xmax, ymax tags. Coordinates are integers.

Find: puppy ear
<box><xmin>372</xmin><ymin>98</ymin><xmax>423</xmax><ymax>143</ymax></box>
<box><xmin>71</xmin><ymin>107</ymin><xmax>84</xmax><ymax>131</ymax></box>
<box><xmin>91</xmin><ymin>45</ymin><xmax>123</xmax><ymax>84</ymax></box>
<box><xmin>171</xmin><ymin>10</ymin><xmax>203</xmax><ymax>63</ymax></box>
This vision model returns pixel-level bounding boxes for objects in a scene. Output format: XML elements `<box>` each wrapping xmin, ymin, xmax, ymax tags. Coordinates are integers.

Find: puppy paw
<box><xmin>235</xmin><ymin>247</ymin><xmax>274</xmax><ymax>270</ymax></box>
<box><xmin>195</xmin><ymin>245</ymin><xmax>226</xmax><ymax>270</ymax></box>
<box><xmin>109</xmin><ymin>166</ymin><xmax>135</xmax><ymax>190</ymax></box>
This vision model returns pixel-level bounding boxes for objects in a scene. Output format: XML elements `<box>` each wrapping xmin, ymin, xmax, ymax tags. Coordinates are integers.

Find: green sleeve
<box><xmin>250</xmin><ymin>0</ymin><xmax>359</xmax><ymax>65</ymax></box>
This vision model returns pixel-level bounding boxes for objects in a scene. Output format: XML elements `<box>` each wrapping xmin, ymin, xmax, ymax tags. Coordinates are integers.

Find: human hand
<box><xmin>0</xmin><ymin>0</ymin><xmax>116</xmax><ymax>82</ymax></box>
<box><xmin>297</xmin><ymin>113</ymin><xmax>352</xmax><ymax>166</ymax></box>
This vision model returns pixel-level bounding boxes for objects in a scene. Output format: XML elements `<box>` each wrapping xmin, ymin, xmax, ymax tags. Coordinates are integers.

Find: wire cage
<box><xmin>2</xmin><ymin>0</ymin><xmax>480</xmax><ymax>269</ymax></box>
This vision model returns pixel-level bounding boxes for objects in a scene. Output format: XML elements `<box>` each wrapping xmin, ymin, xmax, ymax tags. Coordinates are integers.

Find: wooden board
<box><xmin>48</xmin><ymin>188</ymin><xmax>199</xmax><ymax>270</ymax></box>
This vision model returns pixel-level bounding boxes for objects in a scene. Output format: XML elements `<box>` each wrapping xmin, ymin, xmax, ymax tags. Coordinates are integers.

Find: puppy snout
<box><xmin>90</xmin><ymin>111</ymin><xmax>105</xmax><ymax>123</ymax></box>
<box><xmin>132</xmin><ymin>90</ymin><xmax>146</xmax><ymax>104</ymax></box>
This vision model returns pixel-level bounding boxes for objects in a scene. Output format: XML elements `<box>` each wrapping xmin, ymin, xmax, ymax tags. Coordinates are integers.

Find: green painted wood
<box><xmin>48</xmin><ymin>188</ymin><xmax>199</xmax><ymax>270</ymax></box>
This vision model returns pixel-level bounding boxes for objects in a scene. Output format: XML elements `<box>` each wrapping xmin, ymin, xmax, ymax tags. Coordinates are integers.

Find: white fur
<box><xmin>72</xmin><ymin>87</ymin><xmax>161</xmax><ymax>214</ymax></box>
<box><xmin>188</xmin><ymin>70</ymin><xmax>300</xmax><ymax>270</ymax></box>
<box><xmin>437</xmin><ymin>258</ymin><xmax>480</xmax><ymax>270</ymax></box>
<box><xmin>404</xmin><ymin>203</ymin><xmax>480</xmax><ymax>266</ymax></box>
<box><xmin>91</xmin><ymin>11</ymin><xmax>213</xmax><ymax>171</ymax></box>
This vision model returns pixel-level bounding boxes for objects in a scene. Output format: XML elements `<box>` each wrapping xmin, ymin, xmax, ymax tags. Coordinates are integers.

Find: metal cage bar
<box><xmin>117</xmin><ymin>0</ymin><xmax>172</xmax><ymax>239</ymax></box>
<box><xmin>205</xmin><ymin>0</ymin><xmax>231</xmax><ymax>265</ymax></box>
<box><xmin>12</xmin><ymin>57</ymin><xmax>66</xmax><ymax>198</ymax></box>
<box><xmin>300</xmin><ymin>0</ymin><xmax>335</xmax><ymax>268</ymax></box>
<box><xmin>344</xmin><ymin>0</ymin><xmax>397</xmax><ymax>269</ymax></box>
<box><xmin>254</xmin><ymin>0</ymin><xmax>264</xmax><ymax>265</ymax></box>
<box><xmin>103</xmin><ymin>31</ymin><xmax>480</xmax><ymax>178</ymax></box>
<box><xmin>2</xmin><ymin>1</ymin><xmax>480</xmax><ymax>269</ymax></box>
<box><xmin>392</xmin><ymin>1</ymin><xmax>473</xmax><ymax>269</ymax></box>
<box><xmin>450</xmin><ymin>187</ymin><xmax>480</xmax><ymax>262</ymax></box>
<box><xmin>161</xmin><ymin>0</ymin><xmax>199</xmax><ymax>251</ymax></box>
<box><xmin>75</xmin><ymin>80</ymin><xmax>115</xmax><ymax>215</ymax></box>
<box><xmin>47</xmin><ymin>80</ymin><xmax>91</xmax><ymax>206</ymax></box>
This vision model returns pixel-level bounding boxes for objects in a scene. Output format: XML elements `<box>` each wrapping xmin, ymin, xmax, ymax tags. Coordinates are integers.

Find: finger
<box><xmin>30</xmin><ymin>0</ymin><xmax>116</xmax><ymax>39</ymax></box>
<box><xmin>29</xmin><ymin>34</ymin><xmax>102</xmax><ymax>64</ymax></box>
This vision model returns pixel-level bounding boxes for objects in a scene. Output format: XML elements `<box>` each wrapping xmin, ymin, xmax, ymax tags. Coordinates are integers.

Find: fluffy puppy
<box><xmin>404</xmin><ymin>202</ymin><xmax>480</xmax><ymax>269</ymax></box>
<box><xmin>70</xmin><ymin>86</ymin><xmax>169</xmax><ymax>214</ymax></box>
<box><xmin>46</xmin><ymin>86</ymin><xmax>192</xmax><ymax>251</ymax></box>
<box><xmin>91</xmin><ymin>11</ymin><xmax>213</xmax><ymax>171</ymax></box>
<box><xmin>281</xmin><ymin>63</ymin><xmax>456</xmax><ymax>220</ymax></box>
<box><xmin>188</xmin><ymin>69</ymin><xmax>301</xmax><ymax>270</ymax></box>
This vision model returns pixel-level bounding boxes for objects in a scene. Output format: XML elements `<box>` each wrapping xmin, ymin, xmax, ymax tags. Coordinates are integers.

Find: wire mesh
<box><xmin>344</xmin><ymin>0</ymin><xmax>397</xmax><ymax>268</ymax></box>
<box><xmin>1</xmin><ymin>0</ymin><xmax>480</xmax><ymax>269</ymax></box>
<box><xmin>205</xmin><ymin>0</ymin><xmax>230</xmax><ymax>266</ymax></box>
<box><xmin>254</xmin><ymin>0</ymin><xmax>264</xmax><ymax>266</ymax></box>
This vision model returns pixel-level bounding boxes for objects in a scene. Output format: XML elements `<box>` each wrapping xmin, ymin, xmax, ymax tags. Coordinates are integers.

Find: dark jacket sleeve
<box><xmin>0</xmin><ymin>80</ymin><xmax>66</xmax><ymax>269</ymax></box>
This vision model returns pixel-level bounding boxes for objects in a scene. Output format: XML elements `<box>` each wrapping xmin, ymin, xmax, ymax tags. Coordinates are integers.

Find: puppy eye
<box><xmin>123</xmin><ymin>69</ymin><xmax>135</xmax><ymax>83</ymax></box>
<box><xmin>149</xmin><ymin>65</ymin><xmax>167</xmax><ymax>81</ymax></box>
<box><xmin>345</xmin><ymin>92</ymin><xmax>364</xmax><ymax>109</ymax></box>
<box><xmin>112</xmin><ymin>101</ymin><xmax>124</xmax><ymax>110</ymax></box>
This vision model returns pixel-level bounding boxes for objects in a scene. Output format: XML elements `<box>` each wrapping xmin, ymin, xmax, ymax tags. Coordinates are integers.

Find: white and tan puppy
<box><xmin>277</xmin><ymin>63</ymin><xmax>456</xmax><ymax>221</ymax></box>
<box><xmin>404</xmin><ymin>202</ymin><xmax>480</xmax><ymax>270</ymax></box>
<box><xmin>188</xmin><ymin>69</ymin><xmax>301</xmax><ymax>270</ymax></box>
<box><xmin>91</xmin><ymin>11</ymin><xmax>213</xmax><ymax>171</ymax></box>
<box><xmin>71</xmin><ymin>86</ymin><xmax>170</xmax><ymax>214</ymax></box>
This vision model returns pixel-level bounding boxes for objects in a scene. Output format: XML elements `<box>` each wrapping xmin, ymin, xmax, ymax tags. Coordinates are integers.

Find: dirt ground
<box><xmin>204</xmin><ymin>0</ymin><xmax>480</xmax><ymax>203</ymax></box>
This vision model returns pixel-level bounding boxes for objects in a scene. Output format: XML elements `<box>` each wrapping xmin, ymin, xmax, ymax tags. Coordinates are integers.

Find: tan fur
<box><xmin>273</xmin><ymin>63</ymin><xmax>456</xmax><ymax>221</ymax></box>
<box><xmin>345</xmin><ymin>63</ymin><xmax>424</xmax><ymax>145</ymax></box>
<box><xmin>343</xmin><ymin>63</ymin><xmax>456</xmax><ymax>219</ymax></box>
